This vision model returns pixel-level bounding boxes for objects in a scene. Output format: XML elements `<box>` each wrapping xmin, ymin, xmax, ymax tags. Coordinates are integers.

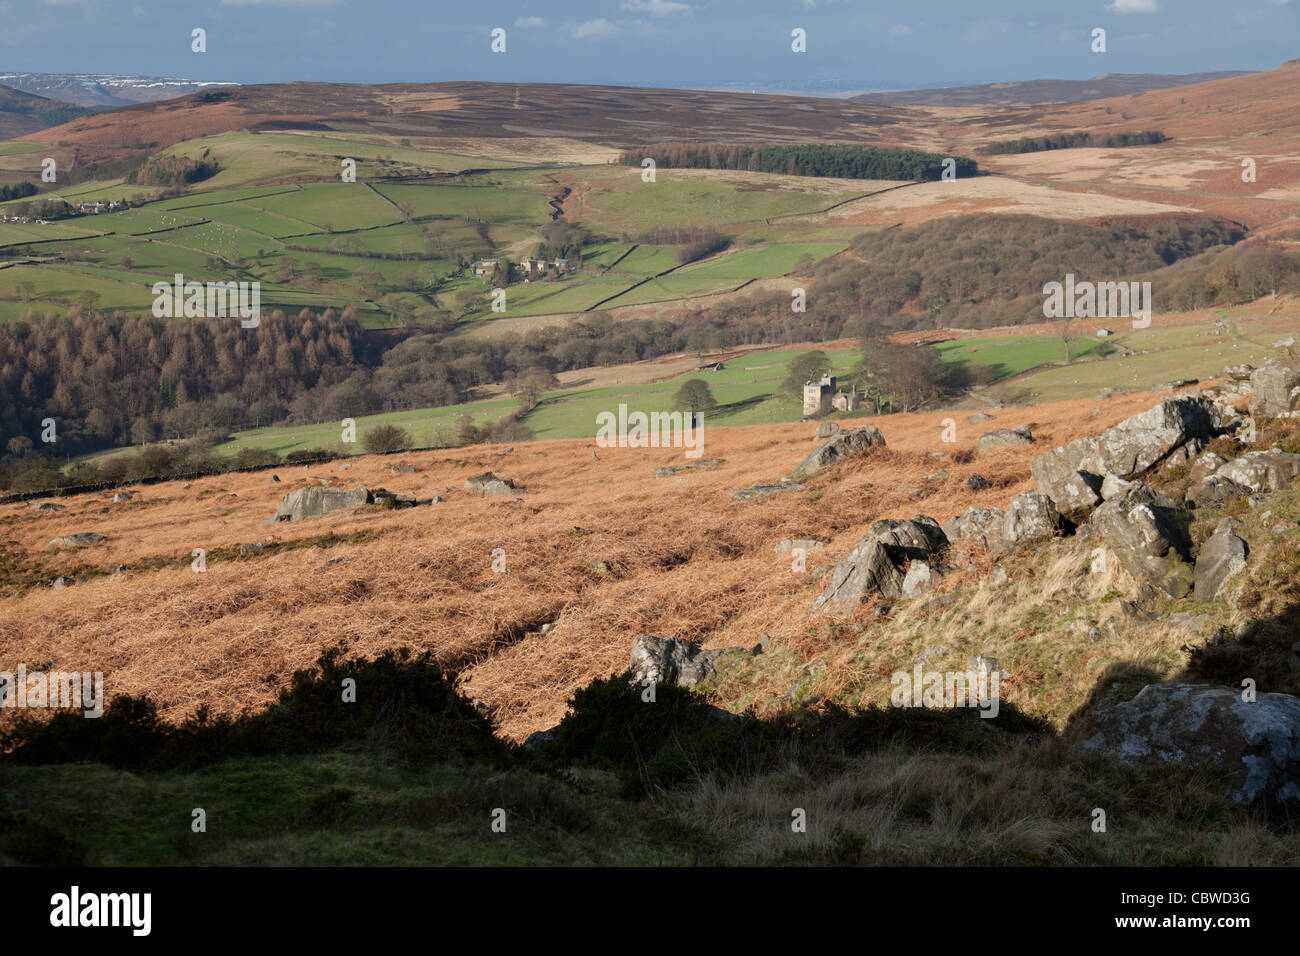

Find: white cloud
<box><xmin>574</xmin><ymin>18</ymin><xmax>620</xmax><ymax>40</ymax></box>
<box><xmin>1104</xmin><ymin>0</ymin><xmax>1159</xmax><ymax>13</ymax></box>
<box><xmin>888</xmin><ymin>23</ymin><xmax>913</xmax><ymax>37</ymax></box>
<box><xmin>619</xmin><ymin>0</ymin><xmax>691</xmax><ymax>15</ymax></box>
<box><xmin>515</xmin><ymin>16</ymin><xmax>545</xmax><ymax>28</ymax></box>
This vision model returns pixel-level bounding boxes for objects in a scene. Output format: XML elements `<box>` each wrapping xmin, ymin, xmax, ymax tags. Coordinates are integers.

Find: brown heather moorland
<box><xmin>0</xmin><ymin>388</ymin><xmax>1183</xmax><ymax>742</ymax></box>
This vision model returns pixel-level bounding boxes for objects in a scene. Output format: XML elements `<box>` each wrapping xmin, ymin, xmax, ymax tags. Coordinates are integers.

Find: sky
<box><xmin>0</xmin><ymin>0</ymin><xmax>1295</xmax><ymax>92</ymax></box>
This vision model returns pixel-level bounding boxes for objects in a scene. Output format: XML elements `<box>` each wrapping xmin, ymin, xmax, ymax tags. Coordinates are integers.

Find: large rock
<box><xmin>1090</xmin><ymin>485</ymin><xmax>1193</xmax><ymax>598</ymax></box>
<box><xmin>1028</xmin><ymin>436</ymin><xmax>1103</xmax><ymax>514</ymax></box>
<box><xmin>629</xmin><ymin>635</ymin><xmax>744</xmax><ymax>689</ymax></box>
<box><xmin>46</xmin><ymin>532</ymin><xmax>106</xmax><ymax>549</ymax></box>
<box><xmin>1078</xmin><ymin>683</ymin><xmax>1300</xmax><ymax>808</ymax></box>
<box><xmin>1095</xmin><ymin>396</ymin><xmax>1219</xmax><ymax>478</ymax></box>
<box><xmin>1194</xmin><ymin>520</ymin><xmax>1248</xmax><ymax>602</ymax></box>
<box><xmin>789</xmin><ymin>425</ymin><xmax>886</xmax><ymax>481</ymax></box>
<box><xmin>811</xmin><ymin>517</ymin><xmax>946</xmax><ymax>615</ymax></box>
<box><xmin>1249</xmin><ymin>360</ymin><xmax>1300</xmax><ymax>418</ymax></box>
<box><xmin>942</xmin><ymin>507</ymin><xmax>1006</xmax><ymax>549</ymax></box>
<box><xmin>977</xmin><ymin>428</ymin><xmax>1033</xmax><ymax>454</ymax></box>
<box><xmin>464</xmin><ymin>472</ymin><xmax>518</xmax><ymax>497</ymax></box>
<box><xmin>1212</xmin><ymin>450</ymin><xmax>1300</xmax><ymax>494</ymax></box>
<box><xmin>273</xmin><ymin>485</ymin><xmax>370</xmax><ymax>521</ymax></box>
<box><xmin>1003</xmin><ymin>492</ymin><xmax>1062</xmax><ymax>544</ymax></box>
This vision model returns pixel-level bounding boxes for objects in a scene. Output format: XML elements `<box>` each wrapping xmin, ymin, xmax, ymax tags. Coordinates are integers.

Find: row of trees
<box><xmin>620</xmin><ymin>143</ymin><xmax>979</xmax><ymax>181</ymax></box>
<box><xmin>984</xmin><ymin>130</ymin><xmax>1168</xmax><ymax>155</ymax></box>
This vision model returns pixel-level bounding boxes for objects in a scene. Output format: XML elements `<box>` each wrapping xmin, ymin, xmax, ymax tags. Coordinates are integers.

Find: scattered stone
<box><xmin>269</xmin><ymin>475</ymin><xmax>281</xmax><ymax>483</ymax></box>
<box><xmin>51</xmin><ymin>576</ymin><xmax>73</xmax><ymax>589</ymax></box>
<box><xmin>964</xmin><ymin>473</ymin><xmax>991</xmax><ymax>491</ymax></box>
<box><xmin>112</xmin><ymin>491</ymin><xmax>133</xmax><ymax>503</ymax></box>
<box><xmin>1078</xmin><ymin>683</ymin><xmax>1300</xmax><ymax>808</ymax></box>
<box><xmin>988</xmin><ymin>565</ymin><xmax>1008</xmax><ymax>587</ymax></box>
<box><xmin>964</xmin><ymin>411</ymin><xmax>993</xmax><ymax>423</ymax></box>
<box><xmin>789</xmin><ymin>425</ymin><xmax>886</xmax><ymax>481</ymax></box>
<box><xmin>27</xmin><ymin>501</ymin><xmax>64</xmax><ymax>511</ymax></box>
<box><xmin>46</xmin><ymin>532</ymin><xmax>106</xmax><ymax>550</ymax></box>
<box><xmin>391</xmin><ymin>462</ymin><xmax>415</xmax><ymax>474</ymax></box>
<box><xmin>732</xmin><ymin>483</ymin><xmax>804</xmax><ymax>499</ymax></box>
<box><xmin>589</xmin><ymin>561</ymin><xmax>613</xmax><ymax>575</ymax></box>
<box><xmin>977</xmin><ymin>428</ymin><xmax>1033</xmax><ymax>454</ymax></box>
<box><xmin>925</xmin><ymin>469</ymin><xmax>948</xmax><ymax>482</ymax></box>
<box><xmin>240</xmin><ymin>542</ymin><xmax>265</xmax><ymax>557</ymax></box>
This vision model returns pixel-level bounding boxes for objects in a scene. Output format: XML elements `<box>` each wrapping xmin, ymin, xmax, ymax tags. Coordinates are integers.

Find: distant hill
<box><xmin>18</xmin><ymin>81</ymin><xmax>924</xmax><ymax>162</ymax></box>
<box><xmin>853</xmin><ymin>71</ymin><xmax>1254</xmax><ymax>107</ymax></box>
<box><xmin>0</xmin><ymin>72</ymin><xmax>237</xmax><ymax>109</ymax></box>
<box><xmin>0</xmin><ymin>84</ymin><xmax>90</xmax><ymax>138</ymax></box>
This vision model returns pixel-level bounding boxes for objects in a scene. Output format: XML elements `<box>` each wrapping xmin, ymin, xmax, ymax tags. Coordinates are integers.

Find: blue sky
<box><xmin>0</xmin><ymin>0</ymin><xmax>1295</xmax><ymax>91</ymax></box>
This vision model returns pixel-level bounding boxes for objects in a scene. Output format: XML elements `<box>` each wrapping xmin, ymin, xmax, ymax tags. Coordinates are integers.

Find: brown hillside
<box><xmin>20</xmin><ymin>81</ymin><xmax>925</xmax><ymax>162</ymax></box>
<box><xmin>0</xmin><ymin>389</ymin><xmax>1180</xmax><ymax>742</ymax></box>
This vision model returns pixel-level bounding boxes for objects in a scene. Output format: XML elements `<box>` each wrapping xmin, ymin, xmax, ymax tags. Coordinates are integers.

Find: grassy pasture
<box><xmin>677</xmin><ymin>241</ymin><xmax>848</xmax><ymax>278</ymax></box>
<box><xmin>373</xmin><ymin>183</ymin><xmax>551</xmax><ymax>224</ymax></box>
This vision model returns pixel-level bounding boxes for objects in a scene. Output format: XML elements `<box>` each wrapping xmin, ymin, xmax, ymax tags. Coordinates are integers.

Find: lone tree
<box><xmin>362</xmin><ymin>424</ymin><xmax>411</xmax><ymax>454</ymax></box>
<box><xmin>781</xmin><ymin>350</ymin><xmax>830</xmax><ymax>396</ymax></box>
<box><xmin>673</xmin><ymin>378</ymin><xmax>717</xmax><ymax>416</ymax></box>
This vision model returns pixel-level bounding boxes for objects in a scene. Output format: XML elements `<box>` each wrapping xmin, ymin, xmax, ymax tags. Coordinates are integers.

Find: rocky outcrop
<box><xmin>272</xmin><ymin>485</ymin><xmax>370</xmax><ymax>521</ymax></box>
<box><xmin>811</xmin><ymin>517</ymin><xmax>947</xmax><ymax>615</ymax></box>
<box><xmin>1089</xmin><ymin>485</ymin><xmax>1193</xmax><ymax>598</ymax></box>
<box><xmin>1078</xmin><ymin>683</ymin><xmax>1300</xmax><ymax>808</ymax></box>
<box><xmin>1249</xmin><ymin>360</ymin><xmax>1300</xmax><ymax>418</ymax></box>
<box><xmin>1029</xmin><ymin>397</ymin><xmax>1218</xmax><ymax>516</ymax></box>
<box><xmin>789</xmin><ymin>425</ymin><xmax>886</xmax><ymax>481</ymax></box>
<box><xmin>629</xmin><ymin>634</ymin><xmax>750</xmax><ymax>689</ymax></box>
<box><xmin>1194</xmin><ymin>520</ymin><xmax>1248</xmax><ymax>602</ymax></box>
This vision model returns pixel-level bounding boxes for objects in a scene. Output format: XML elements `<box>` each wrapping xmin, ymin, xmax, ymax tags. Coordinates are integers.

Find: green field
<box><xmin>0</xmin><ymin>135</ymin><xmax>870</xmax><ymax>328</ymax></box>
<box><xmin>205</xmin><ymin>346</ymin><xmax>864</xmax><ymax>456</ymax></box>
